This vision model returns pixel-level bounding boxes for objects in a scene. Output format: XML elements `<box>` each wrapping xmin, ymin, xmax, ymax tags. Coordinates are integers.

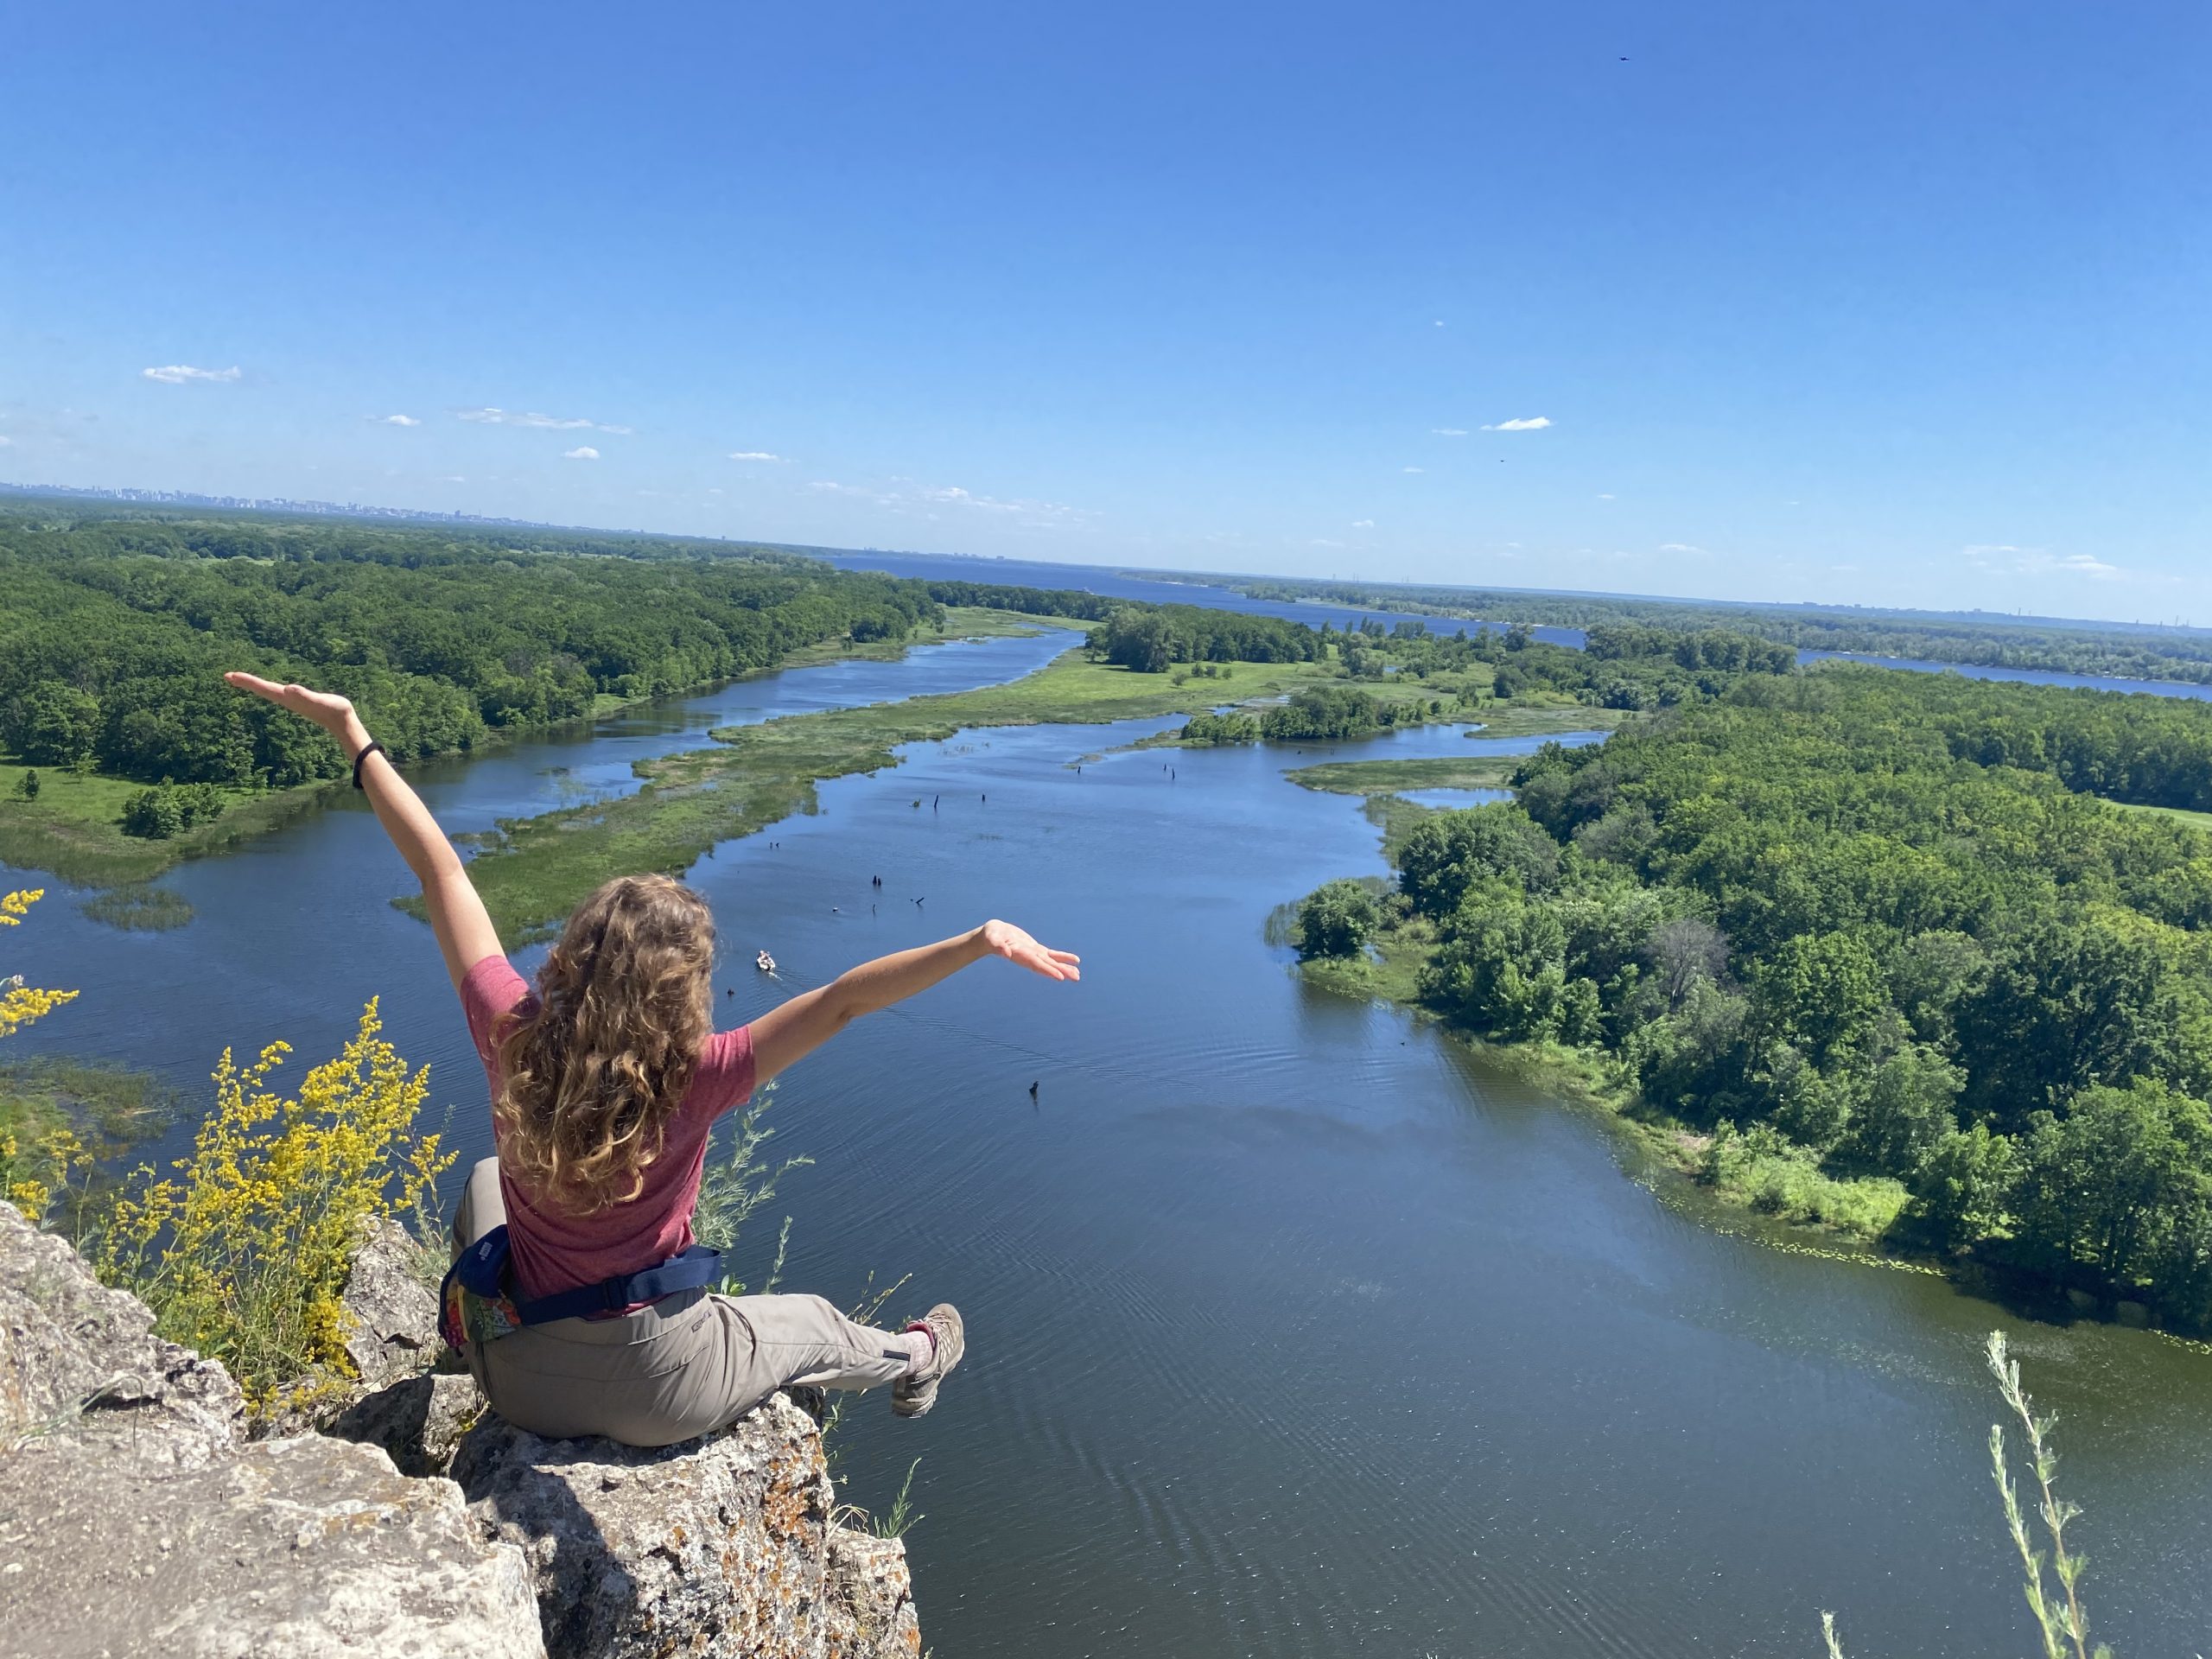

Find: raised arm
<box><xmin>750</xmin><ymin>922</ymin><xmax>1079</xmax><ymax>1084</ymax></box>
<box><xmin>225</xmin><ymin>673</ymin><xmax>504</xmax><ymax>989</ymax></box>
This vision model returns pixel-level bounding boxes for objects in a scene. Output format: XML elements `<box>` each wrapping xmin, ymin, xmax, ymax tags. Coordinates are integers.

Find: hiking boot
<box><xmin>892</xmin><ymin>1304</ymin><xmax>964</xmax><ymax>1419</ymax></box>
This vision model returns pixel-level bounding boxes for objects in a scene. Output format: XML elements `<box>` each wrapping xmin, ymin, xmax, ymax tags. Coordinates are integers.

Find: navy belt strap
<box><xmin>453</xmin><ymin>1224</ymin><xmax>723</xmax><ymax>1325</ymax></box>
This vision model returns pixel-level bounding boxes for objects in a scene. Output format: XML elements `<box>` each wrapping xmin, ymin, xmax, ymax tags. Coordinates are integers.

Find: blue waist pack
<box><xmin>438</xmin><ymin>1224</ymin><xmax>724</xmax><ymax>1354</ymax></box>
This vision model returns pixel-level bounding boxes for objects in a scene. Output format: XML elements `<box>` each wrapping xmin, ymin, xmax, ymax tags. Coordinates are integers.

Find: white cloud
<box><xmin>1481</xmin><ymin>416</ymin><xmax>1552</xmax><ymax>431</ymax></box>
<box><xmin>1659</xmin><ymin>543</ymin><xmax>1707</xmax><ymax>556</ymax></box>
<box><xmin>1433</xmin><ymin>320</ymin><xmax>1446</xmax><ymax>327</ymax></box>
<box><xmin>810</xmin><ymin>480</ymin><xmax>865</xmax><ymax>495</ymax></box>
<box><xmin>1431</xmin><ymin>428</ymin><xmax>1468</xmax><ymax>436</ymax></box>
<box><xmin>443</xmin><ymin>474</ymin><xmax>467</xmax><ymax>482</ymax></box>
<box><xmin>0</xmin><ymin>435</ymin><xmax>11</xmax><ymax>448</ymax></box>
<box><xmin>458</xmin><ymin>407</ymin><xmax>632</xmax><ymax>434</ymax></box>
<box><xmin>1402</xmin><ymin>466</ymin><xmax>1424</xmax><ymax>474</ymax></box>
<box><xmin>378</xmin><ymin>414</ymin><xmax>420</xmax><ymax>427</ymax></box>
<box><xmin>1351</xmin><ymin>518</ymin><xmax>1374</xmax><ymax>529</ymax></box>
<box><xmin>728</xmin><ymin>450</ymin><xmax>786</xmax><ymax>462</ymax></box>
<box><xmin>1598</xmin><ymin>493</ymin><xmax>1616</xmax><ymax>500</ymax></box>
<box><xmin>143</xmin><ymin>364</ymin><xmax>241</xmax><ymax>385</ymax></box>
<box><xmin>563</xmin><ymin>446</ymin><xmax>600</xmax><ymax>461</ymax></box>
<box><xmin>707</xmin><ymin>486</ymin><xmax>724</xmax><ymax>495</ymax></box>
<box><xmin>1310</xmin><ymin>537</ymin><xmax>1345</xmax><ymax>549</ymax></box>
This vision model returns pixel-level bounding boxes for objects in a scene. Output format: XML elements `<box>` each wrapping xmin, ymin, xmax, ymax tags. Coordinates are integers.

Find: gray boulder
<box><xmin>0</xmin><ymin>1199</ymin><xmax>546</xmax><ymax>1659</ymax></box>
<box><xmin>328</xmin><ymin>1368</ymin><xmax>486</xmax><ymax>1478</ymax></box>
<box><xmin>455</xmin><ymin>1393</ymin><xmax>920</xmax><ymax>1658</ymax></box>
<box><xmin>340</xmin><ymin>1213</ymin><xmax>445</xmax><ymax>1389</ymax></box>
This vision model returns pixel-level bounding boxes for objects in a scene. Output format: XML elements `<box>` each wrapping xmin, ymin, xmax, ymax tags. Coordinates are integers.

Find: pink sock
<box><xmin>901</xmin><ymin>1324</ymin><xmax>937</xmax><ymax>1376</ymax></box>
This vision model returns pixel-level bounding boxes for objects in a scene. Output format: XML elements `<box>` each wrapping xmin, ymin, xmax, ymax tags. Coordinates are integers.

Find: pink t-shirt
<box><xmin>460</xmin><ymin>956</ymin><xmax>755</xmax><ymax>1303</ymax></box>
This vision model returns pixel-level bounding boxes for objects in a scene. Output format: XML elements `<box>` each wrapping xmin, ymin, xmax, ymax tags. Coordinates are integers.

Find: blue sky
<box><xmin>3</xmin><ymin>3</ymin><xmax>2206</xmax><ymax>622</ymax></box>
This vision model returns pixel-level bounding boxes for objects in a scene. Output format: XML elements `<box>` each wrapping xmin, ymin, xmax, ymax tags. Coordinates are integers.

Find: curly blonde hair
<box><xmin>494</xmin><ymin>874</ymin><xmax>715</xmax><ymax>1215</ymax></box>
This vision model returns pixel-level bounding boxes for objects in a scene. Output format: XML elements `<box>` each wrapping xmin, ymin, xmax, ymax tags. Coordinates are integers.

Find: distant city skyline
<box><xmin>3</xmin><ymin>3</ymin><xmax>2205</xmax><ymax>624</ymax></box>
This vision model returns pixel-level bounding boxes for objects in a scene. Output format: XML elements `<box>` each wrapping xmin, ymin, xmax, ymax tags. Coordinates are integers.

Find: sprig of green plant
<box><xmin>1986</xmin><ymin>1331</ymin><xmax>2109</xmax><ymax>1659</ymax></box>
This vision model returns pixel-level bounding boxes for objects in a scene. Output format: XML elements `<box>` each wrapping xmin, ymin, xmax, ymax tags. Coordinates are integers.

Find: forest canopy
<box><xmin>1303</xmin><ymin>664</ymin><xmax>2212</xmax><ymax>1328</ymax></box>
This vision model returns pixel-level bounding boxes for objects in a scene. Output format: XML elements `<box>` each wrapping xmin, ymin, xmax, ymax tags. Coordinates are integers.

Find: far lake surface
<box><xmin>11</xmin><ymin>627</ymin><xmax>2212</xmax><ymax>1657</ymax></box>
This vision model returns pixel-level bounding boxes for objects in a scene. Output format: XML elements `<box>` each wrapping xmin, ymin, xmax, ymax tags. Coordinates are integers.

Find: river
<box><xmin>10</xmin><ymin>627</ymin><xmax>2212</xmax><ymax>1657</ymax></box>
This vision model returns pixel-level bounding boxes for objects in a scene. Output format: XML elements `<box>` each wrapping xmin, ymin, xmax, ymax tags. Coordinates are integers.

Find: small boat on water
<box><xmin>756</xmin><ymin>950</ymin><xmax>777</xmax><ymax>974</ymax></box>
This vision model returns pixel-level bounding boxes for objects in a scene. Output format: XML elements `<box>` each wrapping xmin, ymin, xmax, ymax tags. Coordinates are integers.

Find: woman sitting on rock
<box><xmin>226</xmin><ymin>671</ymin><xmax>1079</xmax><ymax>1446</ymax></box>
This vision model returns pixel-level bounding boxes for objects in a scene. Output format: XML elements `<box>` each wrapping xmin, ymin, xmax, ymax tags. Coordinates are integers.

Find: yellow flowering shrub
<box><xmin>0</xmin><ymin>888</ymin><xmax>86</xmax><ymax>1223</ymax></box>
<box><xmin>98</xmin><ymin>997</ymin><xmax>454</xmax><ymax>1408</ymax></box>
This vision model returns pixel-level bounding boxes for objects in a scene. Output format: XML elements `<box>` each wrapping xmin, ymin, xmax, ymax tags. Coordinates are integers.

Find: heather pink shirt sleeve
<box><xmin>460</xmin><ymin>955</ymin><xmax>532</xmax><ymax>1097</ymax></box>
<box><xmin>682</xmin><ymin>1026</ymin><xmax>758</xmax><ymax>1126</ymax></box>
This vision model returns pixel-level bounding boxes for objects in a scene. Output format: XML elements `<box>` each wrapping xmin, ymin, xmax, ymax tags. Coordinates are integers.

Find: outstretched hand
<box><xmin>979</xmin><ymin>920</ymin><xmax>1081</xmax><ymax>982</ymax></box>
<box><xmin>224</xmin><ymin>672</ymin><xmax>358</xmax><ymax>741</ymax></box>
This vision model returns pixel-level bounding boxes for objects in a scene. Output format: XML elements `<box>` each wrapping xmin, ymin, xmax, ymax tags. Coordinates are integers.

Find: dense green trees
<box><xmin>0</xmin><ymin>510</ymin><xmax>951</xmax><ymax>788</ymax></box>
<box><xmin>1302</xmin><ymin>663</ymin><xmax>2212</xmax><ymax>1328</ymax></box>
<box><xmin>1295</xmin><ymin>880</ymin><xmax>1381</xmax><ymax>959</ymax></box>
<box><xmin>1258</xmin><ymin>686</ymin><xmax>1380</xmax><ymax>740</ymax></box>
<box><xmin>1085</xmin><ymin>604</ymin><xmax>1324</xmax><ymax>671</ymax></box>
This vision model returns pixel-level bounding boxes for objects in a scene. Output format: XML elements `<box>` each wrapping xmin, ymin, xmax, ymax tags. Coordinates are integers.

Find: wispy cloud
<box><xmin>1431</xmin><ymin>427</ymin><xmax>1467</xmax><ymax>436</ymax></box>
<box><xmin>563</xmin><ymin>446</ymin><xmax>600</xmax><ymax>461</ymax></box>
<box><xmin>1965</xmin><ymin>543</ymin><xmax>2123</xmax><ymax>581</ymax></box>
<box><xmin>377</xmin><ymin>414</ymin><xmax>420</xmax><ymax>427</ymax></box>
<box><xmin>1599</xmin><ymin>493</ymin><xmax>1616</xmax><ymax>500</ymax></box>
<box><xmin>0</xmin><ymin>435</ymin><xmax>12</xmax><ymax>448</ymax></box>
<box><xmin>458</xmin><ymin>407</ymin><xmax>632</xmax><ymax>435</ymax></box>
<box><xmin>1310</xmin><ymin>538</ymin><xmax>1346</xmax><ymax>549</ymax></box>
<box><xmin>1402</xmin><ymin>466</ymin><xmax>1424</xmax><ymax>474</ymax></box>
<box><xmin>1660</xmin><ymin>542</ymin><xmax>1710</xmax><ymax>556</ymax></box>
<box><xmin>143</xmin><ymin>365</ymin><xmax>241</xmax><ymax>385</ymax></box>
<box><xmin>807</xmin><ymin>476</ymin><xmax>1087</xmax><ymax>529</ymax></box>
<box><xmin>1351</xmin><ymin>518</ymin><xmax>1374</xmax><ymax>529</ymax></box>
<box><xmin>728</xmin><ymin>450</ymin><xmax>786</xmax><ymax>462</ymax></box>
<box><xmin>1481</xmin><ymin>416</ymin><xmax>1552</xmax><ymax>431</ymax></box>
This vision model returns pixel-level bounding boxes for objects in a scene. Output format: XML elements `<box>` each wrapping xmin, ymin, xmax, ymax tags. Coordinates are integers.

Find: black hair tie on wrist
<box><xmin>351</xmin><ymin>740</ymin><xmax>387</xmax><ymax>791</ymax></box>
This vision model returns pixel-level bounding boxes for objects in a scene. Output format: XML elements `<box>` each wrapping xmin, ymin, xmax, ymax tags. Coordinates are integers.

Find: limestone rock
<box><xmin>0</xmin><ymin>1194</ymin><xmax>238</xmax><ymax>1466</ymax></box>
<box><xmin>455</xmin><ymin>1393</ymin><xmax>920</xmax><ymax>1658</ymax></box>
<box><xmin>0</xmin><ymin>1201</ymin><xmax>545</xmax><ymax>1659</ymax></box>
<box><xmin>340</xmin><ymin>1212</ymin><xmax>444</xmax><ymax>1390</ymax></box>
<box><xmin>328</xmin><ymin>1368</ymin><xmax>486</xmax><ymax>1478</ymax></box>
<box><xmin>4</xmin><ymin>1432</ymin><xmax>546</xmax><ymax>1659</ymax></box>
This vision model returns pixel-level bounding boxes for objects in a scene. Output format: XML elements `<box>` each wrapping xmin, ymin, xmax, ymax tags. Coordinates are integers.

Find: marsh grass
<box><xmin>451</xmin><ymin>645</ymin><xmax>1344</xmax><ymax>938</ymax></box>
<box><xmin>79</xmin><ymin>883</ymin><xmax>196</xmax><ymax>931</ymax></box>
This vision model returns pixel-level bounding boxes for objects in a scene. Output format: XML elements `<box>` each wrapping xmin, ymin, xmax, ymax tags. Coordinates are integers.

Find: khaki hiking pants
<box><xmin>451</xmin><ymin>1156</ymin><xmax>914</xmax><ymax>1447</ymax></box>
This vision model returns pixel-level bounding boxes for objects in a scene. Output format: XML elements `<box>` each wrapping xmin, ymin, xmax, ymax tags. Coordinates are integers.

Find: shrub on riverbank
<box><xmin>1296</xmin><ymin>880</ymin><xmax>1382</xmax><ymax>960</ymax></box>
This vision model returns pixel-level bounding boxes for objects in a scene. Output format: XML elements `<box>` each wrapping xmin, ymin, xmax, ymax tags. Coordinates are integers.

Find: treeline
<box><xmin>0</xmin><ymin>512</ymin><xmax>942</xmax><ymax>790</ymax></box>
<box><xmin>1230</xmin><ymin>574</ymin><xmax>2212</xmax><ymax>687</ymax></box>
<box><xmin>1302</xmin><ymin>664</ymin><xmax>2212</xmax><ymax>1327</ymax></box>
<box><xmin>1086</xmin><ymin>604</ymin><xmax>1327</xmax><ymax>671</ymax></box>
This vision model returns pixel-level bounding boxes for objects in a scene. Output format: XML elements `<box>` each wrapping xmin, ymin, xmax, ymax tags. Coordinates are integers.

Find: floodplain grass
<box><xmin>1287</xmin><ymin>756</ymin><xmax>1525</xmax><ymax>797</ymax></box>
<box><xmin>451</xmin><ymin>646</ymin><xmax>1344</xmax><ymax>938</ymax></box>
<box><xmin>0</xmin><ymin>759</ymin><xmax>332</xmax><ymax>888</ymax></box>
<box><xmin>78</xmin><ymin>884</ymin><xmax>196</xmax><ymax>931</ymax></box>
<box><xmin>1457</xmin><ymin>704</ymin><xmax>1633</xmax><ymax>740</ymax></box>
<box><xmin>2101</xmin><ymin>797</ymin><xmax>2212</xmax><ymax>834</ymax></box>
